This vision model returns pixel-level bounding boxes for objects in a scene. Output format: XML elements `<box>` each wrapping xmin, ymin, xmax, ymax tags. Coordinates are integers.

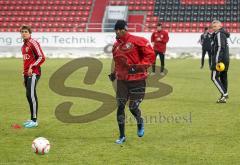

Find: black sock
<box><xmin>118</xmin><ymin>123</ymin><xmax>125</xmax><ymax>138</ymax></box>
<box><xmin>137</xmin><ymin>117</ymin><xmax>143</xmax><ymax>130</ymax></box>
<box><xmin>130</xmin><ymin>107</ymin><xmax>143</xmax><ymax>130</ymax></box>
<box><xmin>117</xmin><ymin>105</ymin><xmax>125</xmax><ymax>138</ymax></box>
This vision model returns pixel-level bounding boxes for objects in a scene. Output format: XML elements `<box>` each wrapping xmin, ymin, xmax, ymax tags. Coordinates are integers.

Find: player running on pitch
<box><xmin>109</xmin><ymin>20</ymin><xmax>155</xmax><ymax>144</ymax></box>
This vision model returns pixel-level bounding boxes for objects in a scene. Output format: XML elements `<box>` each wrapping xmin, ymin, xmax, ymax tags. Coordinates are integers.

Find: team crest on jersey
<box><xmin>23</xmin><ymin>54</ymin><xmax>30</xmax><ymax>60</ymax></box>
<box><xmin>121</xmin><ymin>42</ymin><xmax>133</xmax><ymax>50</ymax></box>
<box><xmin>25</xmin><ymin>47</ymin><xmax>29</xmax><ymax>52</ymax></box>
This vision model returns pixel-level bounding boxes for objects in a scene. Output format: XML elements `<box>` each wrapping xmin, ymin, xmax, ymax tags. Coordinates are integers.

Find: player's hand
<box><xmin>108</xmin><ymin>73</ymin><xmax>116</xmax><ymax>82</ymax></box>
<box><xmin>129</xmin><ymin>65</ymin><xmax>137</xmax><ymax>74</ymax></box>
<box><xmin>128</xmin><ymin>65</ymin><xmax>145</xmax><ymax>74</ymax></box>
<box><xmin>28</xmin><ymin>67</ymin><xmax>33</xmax><ymax>76</ymax></box>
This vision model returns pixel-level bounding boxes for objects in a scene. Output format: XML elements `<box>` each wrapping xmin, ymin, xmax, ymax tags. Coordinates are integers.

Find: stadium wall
<box><xmin>0</xmin><ymin>33</ymin><xmax>239</xmax><ymax>59</ymax></box>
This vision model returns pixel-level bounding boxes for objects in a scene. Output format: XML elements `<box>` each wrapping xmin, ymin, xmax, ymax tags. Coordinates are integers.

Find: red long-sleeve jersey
<box><xmin>112</xmin><ymin>32</ymin><xmax>155</xmax><ymax>81</ymax></box>
<box><xmin>21</xmin><ymin>38</ymin><xmax>45</xmax><ymax>76</ymax></box>
<box><xmin>151</xmin><ymin>30</ymin><xmax>169</xmax><ymax>53</ymax></box>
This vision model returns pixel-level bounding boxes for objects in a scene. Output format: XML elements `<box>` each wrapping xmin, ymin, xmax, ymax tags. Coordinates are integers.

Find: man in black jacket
<box><xmin>200</xmin><ymin>27</ymin><xmax>212</xmax><ymax>69</ymax></box>
<box><xmin>211</xmin><ymin>20</ymin><xmax>230</xmax><ymax>103</ymax></box>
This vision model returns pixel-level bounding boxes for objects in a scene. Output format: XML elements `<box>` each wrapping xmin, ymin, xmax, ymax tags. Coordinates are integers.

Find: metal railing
<box><xmin>85</xmin><ymin>22</ymin><xmax>146</xmax><ymax>32</ymax></box>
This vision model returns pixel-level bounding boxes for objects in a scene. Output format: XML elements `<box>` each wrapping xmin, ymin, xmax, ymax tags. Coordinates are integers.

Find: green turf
<box><xmin>0</xmin><ymin>58</ymin><xmax>240</xmax><ymax>165</ymax></box>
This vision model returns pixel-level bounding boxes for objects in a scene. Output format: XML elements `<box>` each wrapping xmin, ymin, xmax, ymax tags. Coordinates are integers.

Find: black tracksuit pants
<box><xmin>211</xmin><ymin>62</ymin><xmax>229</xmax><ymax>96</ymax></box>
<box><xmin>24</xmin><ymin>74</ymin><xmax>40</xmax><ymax>122</ymax></box>
<box><xmin>201</xmin><ymin>49</ymin><xmax>212</xmax><ymax>68</ymax></box>
<box><xmin>152</xmin><ymin>51</ymin><xmax>165</xmax><ymax>73</ymax></box>
<box><xmin>116</xmin><ymin>80</ymin><xmax>146</xmax><ymax>138</ymax></box>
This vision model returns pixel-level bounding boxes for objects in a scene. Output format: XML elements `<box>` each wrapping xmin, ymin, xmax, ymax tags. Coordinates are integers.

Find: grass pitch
<box><xmin>0</xmin><ymin>58</ymin><xmax>240</xmax><ymax>165</ymax></box>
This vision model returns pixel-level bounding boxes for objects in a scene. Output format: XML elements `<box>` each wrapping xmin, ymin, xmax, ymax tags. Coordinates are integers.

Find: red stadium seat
<box><xmin>190</xmin><ymin>28</ymin><xmax>197</xmax><ymax>32</ymax></box>
<box><xmin>72</xmin><ymin>28</ymin><xmax>77</xmax><ymax>32</ymax></box>
<box><xmin>79</xmin><ymin>28</ymin><xmax>85</xmax><ymax>32</ymax></box>
<box><xmin>129</xmin><ymin>0</ymin><xmax>134</xmax><ymax>5</ymax></box>
<box><xmin>184</xmin><ymin>28</ymin><xmax>190</xmax><ymax>32</ymax></box>
<box><xmin>231</xmin><ymin>23</ymin><xmax>238</xmax><ymax>28</ymax></box>
<box><xmin>172</xmin><ymin>23</ymin><xmax>177</xmax><ymax>28</ymax></box>
<box><xmin>79</xmin><ymin>23</ymin><xmax>86</xmax><ymax>28</ymax></box>
<box><xmin>41</xmin><ymin>23</ymin><xmax>47</xmax><ymax>28</ymax></box>
<box><xmin>198</xmin><ymin>28</ymin><xmax>204</xmax><ymax>33</ymax></box>
<box><xmin>128</xmin><ymin>6</ymin><xmax>133</xmax><ymax>10</ymax></box>
<box><xmin>0</xmin><ymin>28</ymin><xmax>7</xmax><ymax>32</ymax></box>
<box><xmin>192</xmin><ymin>23</ymin><xmax>197</xmax><ymax>28</ymax></box>
<box><xmin>198</xmin><ymin>22</ymin><xmax>204</xmax><ymax>28</ymax></box>
<box><xmin>178</xmin><ymin>22</ymin><xmax>184</xmax><ymax>28</ymax></box>
<box><xmin>83</xmin><ymin>11</ymin><xmax>89</xmax><ymax>16</ymax></box>
<box><xmin>147</xmin><ymin>6</ymin><xmax>153</xmax><ymax>11</ymax></box>
<box><xmin>176</xmin><ymin>28</ymin><xmax>184</xmax><ymax>32</ymax></box>
<box><xmin>146</xmin><ymin>17</ymin><xmax>151</xmax><ymax>22</ymax></box>
<box><xmin>142</xmin><ymin>0</ymin><xmax>147</xmax><ymax>5</ymax></box>
<box><xmin>152</xmin><ymin>17</ymin><xmax>158</xmax><ymax>22</ymax></box>
<box><xmin>82</xmin><ymin>17</ymin><xmax>88</xmax><ymax>22</ymax></box>
<box><xmin>171</xmin><ymin>28</ymin><xmax>177</xmax><ymax>32</ymax></box>
<box><xmin>80</xmin><ymin>1</ymin><xmax>86</xmax><ymax>5</ymax></box>
<box><xmin>134</xmin><ymin>6</ymin><xmax>140</xmax><ymax>10</ymax></box>
<box><xmin>140</xmin><ymin>6</ymin><xmax>146</xmax><ymax>11</ymax></box>
<box><xmin>4</xmin><ymin>17</ymin><xmax>10</xmax><ymax>22</ymax></box>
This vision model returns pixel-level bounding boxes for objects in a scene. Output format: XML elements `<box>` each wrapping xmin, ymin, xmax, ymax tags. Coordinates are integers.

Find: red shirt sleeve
<box><xmin>30</xmin><ymin>39</ymin><xmax>45</xmax><ymax>67</ymax></box>
<box><xmin>135</xmin><ymin>37</ymin><xmax>156</xmax><ymax>69</ymax></box>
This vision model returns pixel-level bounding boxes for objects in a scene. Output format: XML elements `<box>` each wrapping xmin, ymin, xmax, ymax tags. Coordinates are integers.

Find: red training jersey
<box><xmin>21</xmin><ymin>38</ymin><xmax>45</xmax><ymax>76</ymax></box>
<box><xmin>151</xmin><ymin>30</ymin><xmax>169</xmax><ymax>53</ymax></box>
<box><xmin>112</xmin><ymin>32</ymin><xmax>155</xmax><ymax>81</ymax></box>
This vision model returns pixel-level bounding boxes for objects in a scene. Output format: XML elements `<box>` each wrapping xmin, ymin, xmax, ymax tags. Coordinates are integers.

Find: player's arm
<box><xmin>160</xmin><ymin>31</ymin><xmax>169</xmax><ymax>44</ymax></box>
<box><xmin>108</xmin><ymin>59</ymin><xmax>116</xmax><ymax>81</ymax></box>
<box><xmin>199</xmin><ymin>34</ymin><xmax>203</xmax><ymax>45</ymax></box>
<box><xmin>30</xmin><ymin>40</ymin><xmax>45</xmax><ymax>68</ymax></box>
<box><xmin>140</xmin><ymin>41</ymin><xmax>156</xmax><ymax>67</ymax></box>
<box><xmin>131</xmin><ymin>38</ymin><xmax>156</xmax><ymax>71</ymax></box>
<box><xmin>108</xmin><ymin>44</ymin><xmax>117</xmax><ymax>81</ymax></box>
<box><xmin>216</xmin><ymin>32</ymin><xmax>226</xmax><ymax>63</ymax></box>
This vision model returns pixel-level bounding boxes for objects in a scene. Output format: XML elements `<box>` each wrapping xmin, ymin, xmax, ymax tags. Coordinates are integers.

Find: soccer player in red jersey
<box><xmin>20</xmin><ymin>25</ymin><xmax>45</xmax><ymax>128</ymax></box>
<box><xmin>109</xmin><ymin>20</ymin><xmax>155</xmax><ymax>144</ymax></box>
<box><xmin>151</xmin><ymin>23</ymin><xmax>169</xmax><ymax>75</ymax></box>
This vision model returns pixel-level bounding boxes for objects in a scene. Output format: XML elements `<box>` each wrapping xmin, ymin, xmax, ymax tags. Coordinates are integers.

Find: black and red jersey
<box><xmin>21</xmin><ymin>38</ymin><xmax>45</xmax><ymax>76</ymax></box>
<box><xmin>112</xmin><ymin>32</ymin><xmax>155</xmax><ymax>81</ymax></box>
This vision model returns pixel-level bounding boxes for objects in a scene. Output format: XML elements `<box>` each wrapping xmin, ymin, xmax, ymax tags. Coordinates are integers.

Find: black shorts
<box><xmin>116</xmin><ymin>79</ymin><xmax>146</xmax><ymax>104</ymax></box>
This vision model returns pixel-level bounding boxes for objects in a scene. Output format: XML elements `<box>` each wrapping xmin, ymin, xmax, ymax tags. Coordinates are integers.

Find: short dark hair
<box><xmin>157</xmin><ymin>23</ymin><xmax>162</xmax><ymax>27</ymax></box>
<box><xmin>114</xmin><ymin>20</ymin><xmax>128</xmax><ymax>30</ymax></box>
<box><xmin>204</xmin><ymin>27</ymin><xmax>209</xmax><ymax>31</ymax></box>
<box><xmin>20</xmin><ymin>25</ymin><xmax>32</xmax><ymax>34</ymax></box>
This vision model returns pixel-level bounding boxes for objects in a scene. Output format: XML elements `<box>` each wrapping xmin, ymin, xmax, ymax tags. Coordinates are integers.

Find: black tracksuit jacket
<box><xmin>211</xmin><ymin>28</ymin><xmax>230</xmax><ymax>71</ymax></box>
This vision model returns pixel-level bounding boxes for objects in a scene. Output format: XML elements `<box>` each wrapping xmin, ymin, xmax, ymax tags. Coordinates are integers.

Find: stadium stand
<box><xmin>88</xmin><ymin>0</ymin><xmax>108</xmax><ymax>32</ymax></box>
<box><xmin>0</xmin><ymin>0</ymin><xmax>239</xmax><ymax>32</ymax></box>
<box><xmin>152</xmin><ymin>0</ymin><xmax>240</xmax><ymax>32</ymax></box>
<box><xmin>0</xmin><ymin>0</ymin><xmax>92</xmax><ymax>32</ymax></box>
